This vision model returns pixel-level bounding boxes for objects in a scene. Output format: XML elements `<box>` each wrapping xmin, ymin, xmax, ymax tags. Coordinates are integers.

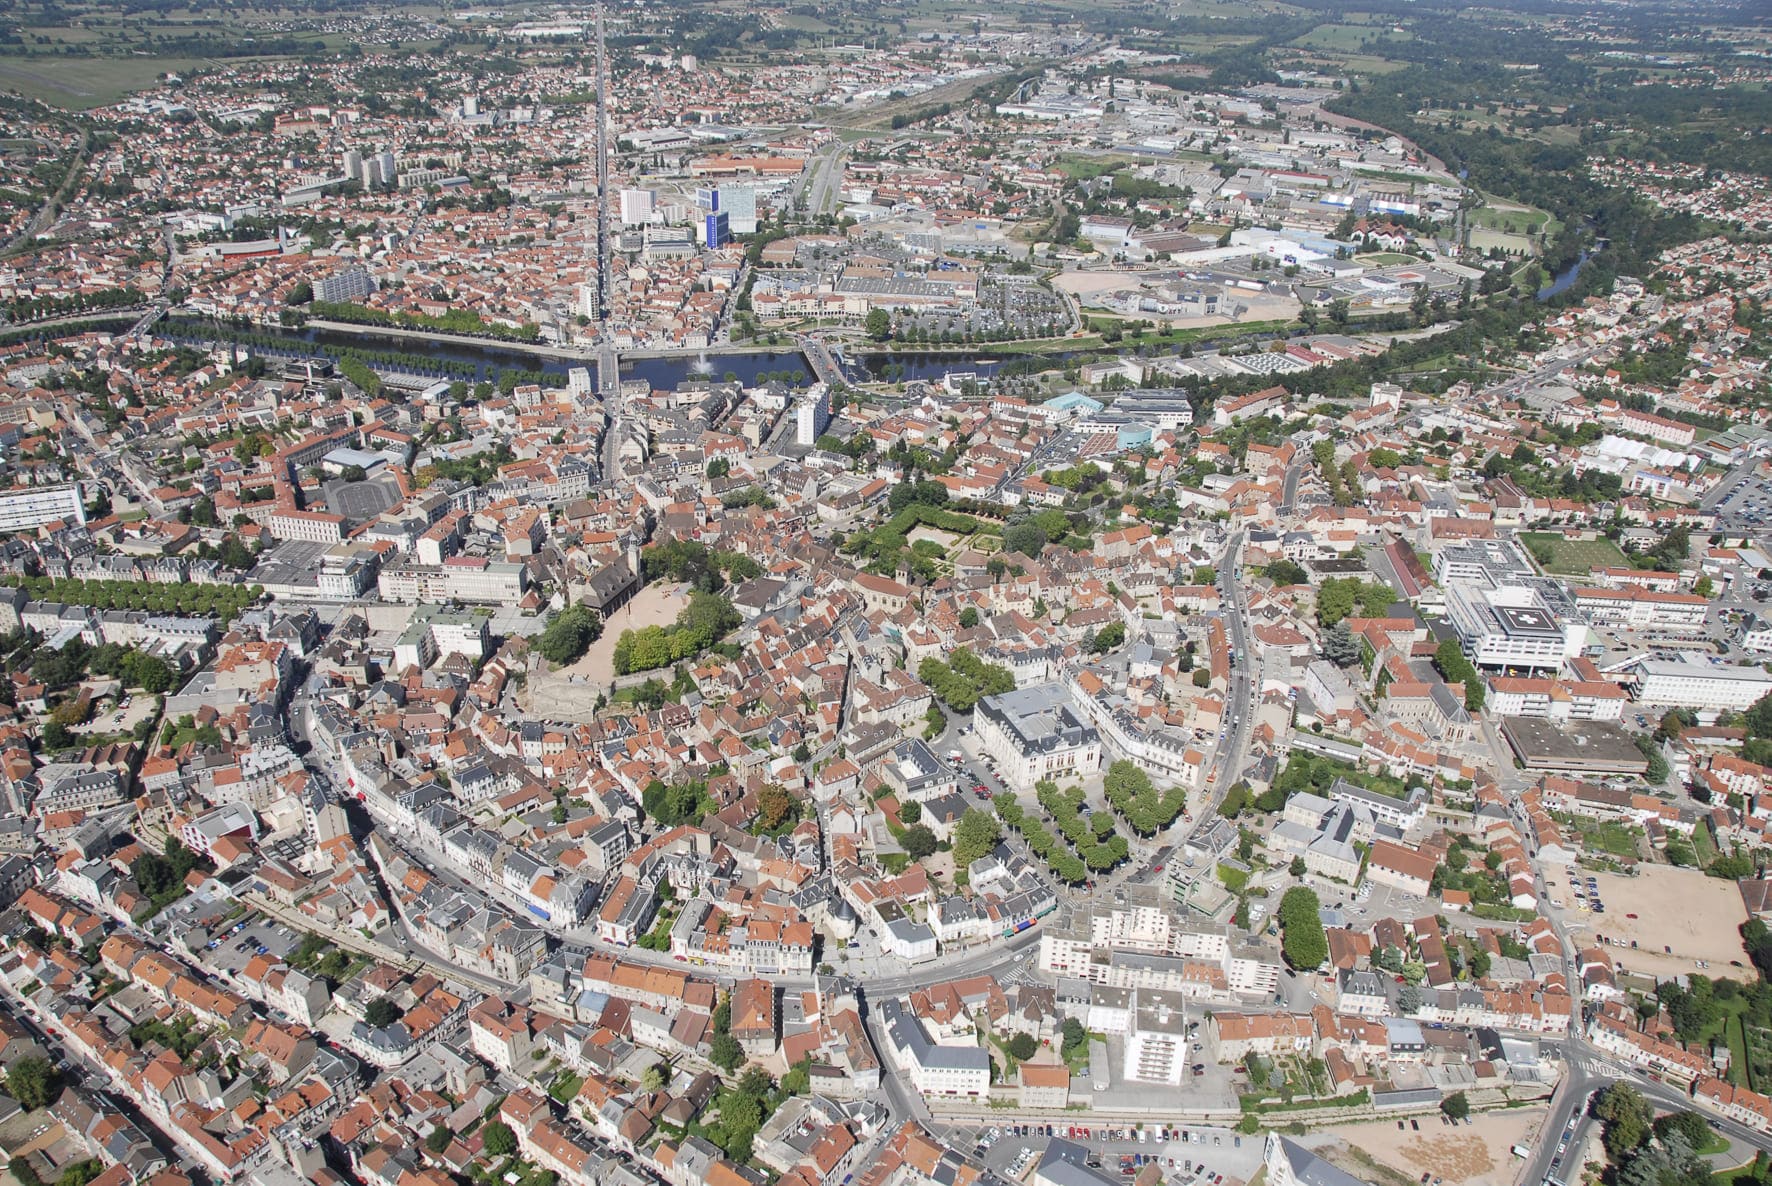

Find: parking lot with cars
<box><xmin>965</xmin><ymin>1122</ymin><xmax>1263</xmax><ymax>1186</ymax></box>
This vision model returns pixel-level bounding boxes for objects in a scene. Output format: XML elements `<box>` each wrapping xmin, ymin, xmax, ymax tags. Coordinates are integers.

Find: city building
<box><xmin>974</xmin><ymin>684</ymin><xmax>1102</xmax><ymax>788</ymax></box>
<box><xmin>0</xmin><ymin>483</ymin><xmax>85</xmax><ymax>533</ymax></box>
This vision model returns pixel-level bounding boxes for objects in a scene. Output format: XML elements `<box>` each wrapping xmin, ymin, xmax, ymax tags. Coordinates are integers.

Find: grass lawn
<box><xmin>1055</xmin><ymin>153</ymin><xmax>1134</xmax><ymax>180</ymax></box>
<box><xmin>1715</xmin><ymin>1164</ymin><xmax>1765</xmax><ymax>1186</ymax></box>
<box><xmin>1568</xmin><ymin>816</ymin><xmax>1643</xmax><ymax>857</ymax></box>
<box><xmin>1697</xmin><ymin>997</ymin><xmax>1753</xmax><ymax>1088</ymax></box>
<box><xmin>1520</xmin><ymin>531</ymin><xmax>1630</xmax><ymax>576</ymax></box>
<box><xmin>1747</xmin><ymin>1022</ymin><xmax>1772</xmax><ymax>1092</ymax></box>
<box><xmin>1355</xmin><ymin>252</ymin><xmax>1419</xmax><ymax>266</ymax></box>
<box><xmin>1694</xmin><ymin>821</ymin><xmax>1719</xmax><ymax>866</ymax></box>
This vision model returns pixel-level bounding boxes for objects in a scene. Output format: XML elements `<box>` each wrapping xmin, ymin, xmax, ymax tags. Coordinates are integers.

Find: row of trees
<box><xmin>993</xmin><ymin>792</ymin><xmax>1090</xmax><ymax>885</ymax></box>
<box><xmin>6</xmin><ymin>576</ymin><xmax>260</xmax><ymax>625</ymax></box>
<box><xmin>1432</xmin><ymin>639</ymin><xmax>1486</xmax><ymax>712</ymax></box>
<box><xmin>1310</xmin><ymin>439</ymin><xmax>1361</xmax><ymax>508</ymax></box>
<box><xmin>308</xmin><ymin>299</ymin><xmax>541</xmax><ymax>343</ymax></box>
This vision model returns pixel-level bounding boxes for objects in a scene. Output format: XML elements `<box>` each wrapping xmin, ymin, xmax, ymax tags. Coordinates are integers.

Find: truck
<box><xmin>1510</xmin><ymin>1146</ymin><xmax>1530</xmax><ymax>1160</ymax></box>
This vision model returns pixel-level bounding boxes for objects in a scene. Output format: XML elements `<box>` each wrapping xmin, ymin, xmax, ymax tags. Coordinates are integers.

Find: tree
<box><xmin>865</xmin><ymin>308</ymin><xmax>891</xmax><ymax>340</ymax></box>
<box><xmin>364</xmin><ymin>997</ymin><xmax>402</xmax><ymax>1028</ymax></box>
<box><xmin>953</xmin><ymin>807</ymin><xmax>1003</xmax><ymax>868</ymax></box>
<box><xmin>39</xmin><ymin>721</ymin><xmax>72</xmax><ymax>751</ymax></box>
<box><xmin>1289</xmin><ymin>856</ymin><xmax>1307</xmax><ymax>877</ymax></box>
<box><xmin>1321</xmin><ymin>621</ymin><xmax>1362</xmax><ymax>668</ymax></box>
<box><xmin>642</xmin><ymin>1064</ymin><xmax>668</xmax><ymax>1093</ymax></box>
<box><xmin>535</xmin><ymin>605</ymin><xmax>602</xmax><ymax>666</ymax></box>
<box><xmin>706</xmin><ymin>457</ymin><xmax>731</xmax><ymax>479</ymax></box>
<box><xmin>1278</xmin><ymin>886</ymin><xmax>1328</xmax><ymax>971</ymax></box>
<box><xmin>1441</xmin><ymin>1091</ymin><xmax>1470</xmax><ymax>1121</ymax></box>
<box><xmin>481</xmin><ymin>1121</ymin><xmax>517</xmax><ymax>1157</ymax></box>
<box><xmin>959</xmin><ymin>607</ymin><xmax>979</xmax><ymax>629</ymax></box>
<box><xmin>1006</xmin><ymin>1033</ymin><xmax>1038</xmax><ymax>1061</ymax></box>
<box><xmin>1652</xmin><ymin>1111</ymin><xmax>1712</xmax><ymax>1153</ymax></box>
<box><xmin>757</xmin><ymin>784</ymin><xmax>795</xmax><ymax>832</ymax></box>
<box><xmin>285</xmin><ymin>281</ymin><xmax>313</xmax><ymax>306</ymax></box>
<box><xmin>709</xmin><ymin>1032</ymin><xmax>745</xmax><ymax>1072</ymax></box>
<box><xmin>426</xmin><ymin>1126</ymin><xmax>453</xmax><ymax>1154</ymax></box>
<box><xmin>1264</xmin><ymin>560</ymin><xmax>1308</xmax><ymax>586</ymax></box>
<box><xmin>898</xmin><ymin>800</ymin><xmax>923</xmax><ymax>825</ymax></box>
<box><xmin>1003</xmin><ymin>520</ymin><xmax>1047</xmax><ymax>558</ymax></box>
<box><xmin>1060</xmin><ymin>1018</ymin><xmax>1087</xmax><ymax>1059</ymax></box>
<box><xmin>1192</xmin><ymin>669</ymin><xmax>1211</xmax><ymax>688</ymax></box>
<box><xmin>1091</xmin><ymin>622</ymin><xmax>1126</xmax><ymax>652</ymax></box>
<box><xmin>901</xmin><ymin>824</ymin><xmax>938</xmax><ymax>860</ymax></box>
<box><xmin>131</xmin><ymin>655</ymin><xmax>174</xmax><ymax>693</ymax></box>
<box><xmin>1593</xmin><ymin>1081</ymin><xmax>1653</xmax><ymax>1160</ymax></box>
<box><xmin>5</xmin><ymin>1057</ymin><xmax>59</xmax><ymax>1110</ymax></box>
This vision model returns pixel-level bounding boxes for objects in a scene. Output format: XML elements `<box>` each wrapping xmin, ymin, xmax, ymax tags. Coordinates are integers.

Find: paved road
<box><xmin>1481</xmin><ymin>345</ymin><xmax>1605</xmax><ymax>400</ymax></box>
<box><xmin>1279</xmin><ymin>462</ymin><xmax>1305</xmax><ymax>515</ymax></box>
<box><xmin>803</xmin><ymin>140</ymin><xmax>846</xmax><ymax>217</ymax></box>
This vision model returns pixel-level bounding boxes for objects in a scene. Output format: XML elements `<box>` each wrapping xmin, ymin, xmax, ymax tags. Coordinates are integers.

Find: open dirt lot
<box><xmin>1314</xmin><ymin>1108</ymin><xmax>1546</xmax><ymax>1186</ymax></box>
<box><xmin>522</xmin><ymin>583</ymin><xmax>688</xmax><ymax>721</ymax></box>
<box><xmin>1584</xmin><ymin>864</ymin><xmax>1749</xmax><ymax>980</ymax></box>
<box><xmin>1054</xmin><ymin>270</ymin><xmax>1169</xmax><ymax>298</ymax></box>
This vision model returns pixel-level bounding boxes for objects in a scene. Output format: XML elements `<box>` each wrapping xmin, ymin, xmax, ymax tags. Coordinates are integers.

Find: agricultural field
<box><xmin>1520</xmin><ymin>531</ymin><xmax>1629</xmax><ymax>576</ymax></box>
<box><xmin>1292</xmin><ymin>23</ymin><xmax>1415</xmax><ymax>52</ymax></box>
<box><xmin>0</xmin><ymin>56</ymin><xmax>207</xmax><ymax>109</ymax></box>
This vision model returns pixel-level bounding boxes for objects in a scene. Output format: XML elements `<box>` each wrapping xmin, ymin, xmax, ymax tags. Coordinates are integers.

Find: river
<box><xmin>1536</xmin><ymin>251</ymin><xmax>1592</xmax><ymax>302</ymax></box>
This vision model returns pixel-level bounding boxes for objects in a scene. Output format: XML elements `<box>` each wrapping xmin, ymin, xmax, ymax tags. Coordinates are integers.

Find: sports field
<box><xmin>1519</xmin><ymin>532</ymin><xmax>1628</xmax><ymax>576</ymax></box>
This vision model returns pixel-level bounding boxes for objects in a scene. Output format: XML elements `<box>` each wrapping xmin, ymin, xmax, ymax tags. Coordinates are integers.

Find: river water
<box><xmin>1536</xmin><ymin>252</ymin><xmax>1591</xmax><ymax>302</ymax></box>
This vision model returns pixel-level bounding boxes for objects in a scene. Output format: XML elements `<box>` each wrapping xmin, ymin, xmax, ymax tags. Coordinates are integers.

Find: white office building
<box><xmin>1444</xmin><ymin>582</ymin><xmax>1580</xmax><ymax>672</ymax></box>
<box><xmin>1628</xmin><ymin>656</ymin><xmax>1772</xmax><ymax>711</ymax></box>
<box><xmin>975</xmin><ymin>683</ymin><xmax>1102</xmax><ymax>789</ymax></box>
<box><xmin>794</xmin><ymin>383</ymin><xmax>833</xmax><ymax>446</ymax></box>
<box><xmin>0</xmin><ymin>484</ymin><xmax>85</xmax><ymax>533</ymax></box>
<box><xmin>619</xmin><ymin>188</ymin><xmax>656</xmax><ymax>225</ymax></box>
<box><xmin>878</xmin><ymin>998</ymin><xmax>989</xmax><ymax>1098</ymax></box>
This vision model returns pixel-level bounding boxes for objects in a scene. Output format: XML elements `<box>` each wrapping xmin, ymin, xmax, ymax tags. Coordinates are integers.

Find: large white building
<box><xmin>1038</xmin><ymin>898</ymin><xmax>1281</xmax><ymax>1001</ymax></box>
<box><xmin>618</xmin><ymin>188</ymin><xmax>656</xmax><ymax>225</ymax></box>
<box><xmin>878</xmin><ymin>998</ymin><xmax>989</xmax><ymax>1098</ymax></box>
<box><xmin>1264</xmin><ymin>1135</ymin><xmax>1369</xmax><ymax>1186</ymax></box>
<box><xmin>1444</xmin><ymin>582</ymin><xmax>1580</xmax><ymax>672</ymax></box>
<box><xmin>1125</xmin><ymin>989</ymin><xmax>1190</xmax><ymax>1084</ymax></box>
<box><xmin>0</xmin><ymin>483</ymin><xmax>85</xmax><ymax>534</ymax></box>
<box><xmin>378</xmin><ymin>559</ymin><xmax>528</xmax><ymax>605</ymax></box>
<box><xmin>1628</xmin><ymin>656</ymin><xmax>1772</xmax><ymax>712</ymax></box>
<box><xmin>1574</xmin><ymin>586</ymin><xmax>1709</xmax><ymax>630</ymax></box>
<box><xmin>794</xmin><ymin>383</ymin><xmax>833</xmax><ymax>447</ymax></box>
<box><xmin>974</xmin><ymin>683</ymin><xmax>1102</xmax><ymax>789</ymax></box>
<box><xmin>1487</xmin><ymin>676</ymin><xmax>1628</xmax><ymax>721</ymax></box>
